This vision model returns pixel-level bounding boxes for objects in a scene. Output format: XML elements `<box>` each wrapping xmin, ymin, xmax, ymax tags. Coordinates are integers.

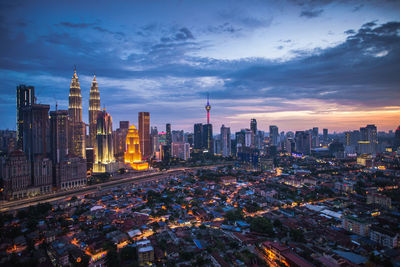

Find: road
<box><xmin>0</xmin><ymin>164</ymin><xmax>229</xmax><ymax>213</ymax></box>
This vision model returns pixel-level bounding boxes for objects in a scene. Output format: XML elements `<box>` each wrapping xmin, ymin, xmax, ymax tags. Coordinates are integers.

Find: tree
<box><xmin>249</xmin><ymin>217</ymin><xmax>274</xmax><ymax>236</ymax></box>
<box><xmin>105</xmin><ymin>249</ymin><xmax>120</xmax><ymax>267</ymax></box>
<box><xmin>290</xmin><ymin>229</ymin><xmax>305</xmax><ymax>242</ymax></box>
<box><xmin>224</xmin><ymin>208</ymin><xmax>244</xmax><ymax>222</ymax></box>
<box><xmin>120</xmin><ymin>246</ymin><xmax>137</xmax><ymax>261</ymax></box>
<box><xmin>273</xmin><ymin>219</ymin><xmax>282</xmax><ymax>229</ymax></box>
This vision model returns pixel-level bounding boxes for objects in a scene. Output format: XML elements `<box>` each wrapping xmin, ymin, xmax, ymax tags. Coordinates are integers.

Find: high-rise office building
<box><xmin>119</xmin><ymin>121</ymin><xmax>130</xmax><ymax>129</ymax></box>
<box><xmin>93</xmin><ymin>109</ymin><xmax>115</xmax><ymax>173</ymax></box>
<box><xmin>0</xmin><ymin>130</ymin><xmax>16</xmax><ymax>154</ymax></box>
<box><xmin>250</xmin><ymin>119</ymin><xmax>257</xmax><ymax>147</ymax></box>
<box><xmin>394</xmin><ymin>126</ymin><xmax>400</xmax><ymax>150</ymax></box>
<box><xmin>150</xmin><ymin>127</ymin><xmax>159</xmax><ymax>156</ymax></box>
<box><xmin>22</xmin><ymin>103</ymin><xmax>52</xmax><ymax>194</ymax></box>
<box><xmin>16</xmin><ymin>85</ymin><xmax>35</xmax><ymax>149</ymax></box>
<box><xmin>345</xmin><ymin>132</ymin><xmax>351</xmax><ymax>147</ymax></box>
<box><xmin>323</xmin><ymin>128</ymin><xmax>328</xmax><ymax>142</ymax></box>
<box><xmin>138</xmin><ymin>112</ymin><xmax>150</xmax><ymax>159</ymax></box>
<box><xmin>194</xmin><ymin>123</ymin><xmax>203</xmax><ymax>150</ymax></box>
<box><xmin>312</xmin><ymin>127</ymin><xmax>319</xmax><ymax>148</ymax></box>
<box><xmin>202</xmin><ymin>124</ymin><xmax>213</xmax><ymax>154</ymax></box>
<box><xmin>51</xmin><ymin>109</ymin><xmax>86</xmax><ymax>191</ymax></box>
<box><xmin>186</xmin><ymin>133</ymin><xmax>193</xmax><ymax>147</ymax></box>
<box><xmin>172</xmin><ymin>130</ymin><xmax>184</xmax><ymax>143</ymax></box>
<box><xmin>220</xmin><ymin>125</ymin><xmax>231</xmax><ymax>157</ymax></box>
<box><xmin>166</xmin><ymin>123</ymin><xmax>172</xmax><ymax>154</ymax></box>
<box><xmin>171</xmin><ymin>142</ymin><xmax>190</xmax><ymax>160</ymax></box>
<box><xmin>250</xmin><ymin>119</ymin><xmax>257</xmax><ymax>135</ymax></box>
<box><xmin>68</xmin><ymin>69</ymin><xmax>86</xmax><ymax>158</ymax></box>
<box><xmin>236</xmin><ymin>131</ymin><xmax>245</xmax><ymax>152</ymax></box>
<box><xmin>269</xmin><ymin>125</ymin><xmax>279</xmax><ymax>147</ymax></box>
<box><xmin>50</xmin><ymin>110</ymin><xmax>69</xmax><ymax>164</ymax></box>
<box><xmin>89</xmin><ymin>74</ymin><xmax>101</xmax><ymax>149</ymax></box>
<box><xmin>114</xmin><ymin>121</ymin><xmax>130</xmax><ymax>160</ymax></box>
<box><xmin>22</xmin><ymin>104</ymin><xmax>51</xmax><ymax>162</ymax></box>
<box><xmin>359</xmin><ymin>124</ymin><xmax>377</xmax><ymax>155</ymax></box>
<box><xmin>295</xmin><ymin>131</ymin><xmax>311</xmax><ymax>155</ymax></box>
<box><xmin>0</xmin><ymin>150</ymin><xmax>31</xmax><ymax>200</ymax></box>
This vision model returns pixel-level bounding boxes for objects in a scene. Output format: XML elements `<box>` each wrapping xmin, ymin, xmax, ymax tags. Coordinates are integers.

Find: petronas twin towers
<box><xmin>89</xmin><ymin>74</ymin><xmax>101</xmax><ymax>148</ymax></box>
<box><xmin>68</xmin><ymin>69</ymin><xmax>101</xmax><ymax>159</ymax></box>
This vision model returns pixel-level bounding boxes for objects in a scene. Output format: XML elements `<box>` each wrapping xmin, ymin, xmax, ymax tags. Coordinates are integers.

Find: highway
<box><xmin>0</xmin><ymin>164</ymin><xmax>229</xmax><ymax>213</ymax></box>
<box><xmin>0</xmin><ymin>169</ymin><xmax>184</xmax><ymax>212</ymax></box>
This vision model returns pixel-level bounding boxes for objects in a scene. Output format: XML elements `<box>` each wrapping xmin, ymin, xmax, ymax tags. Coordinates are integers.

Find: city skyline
<box><xmin>1</xmin><ymin>0</ymin><xmax>400</xmax><ymax>132</ymax></box>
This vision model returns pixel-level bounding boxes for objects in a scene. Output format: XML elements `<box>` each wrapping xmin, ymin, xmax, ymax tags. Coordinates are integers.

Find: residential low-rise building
<box><xmin>342</xmin><ymin>215</ymin><xmax>370</xmax><ymax>237</ymax></box>
<box><xmin>370</xmin><ymin>225</ymin><xmax>398</xmax><ymax>248</ymax></box>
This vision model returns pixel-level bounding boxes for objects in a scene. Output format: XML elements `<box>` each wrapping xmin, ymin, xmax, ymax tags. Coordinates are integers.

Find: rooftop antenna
<box><xmin>205</xmin><ymin>92</ymin><xmax>211</xmax><ymax>124</ymax></box>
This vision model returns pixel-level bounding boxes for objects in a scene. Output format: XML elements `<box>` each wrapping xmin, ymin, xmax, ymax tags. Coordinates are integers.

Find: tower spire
<box><xmin>89</xmin><ymin>72</ymin><xmax>101</xmax><ymax>148</ymax></box>
<box><xmin>205</xmin><ymin>93</ymin><xmax>211</xmax><ymax>124</ymax></box>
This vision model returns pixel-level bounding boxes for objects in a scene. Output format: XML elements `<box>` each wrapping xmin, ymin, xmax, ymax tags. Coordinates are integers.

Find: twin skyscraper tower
<box><xmin>68</xmin><ymin>68</ymin><xmax>117</xmax><ymax>173</ymax></box>
<box><xmin>68</xmin><ymin>68</ymin><xmax>148</xmax><ymax>173</ymax></box>
<box><xmin>68</xmin><ymin>68</ymin><xmax>102</xmax><ymax>157</ymax></box>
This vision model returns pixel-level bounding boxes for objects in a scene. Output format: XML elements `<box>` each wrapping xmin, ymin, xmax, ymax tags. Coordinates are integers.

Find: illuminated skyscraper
<box><xmin>89</xmin><ymin>74</ymin><xmax>101</xmax><ymax>149</ymax></box>
<box><xmin>124</xmin><ymin>125</ymin><xmax>148</xmax><ymax>170</ymax></box>
<box><xmin>16</xmin><ymin>85</ymin><xmax>35</xmax><ymax>149</ymax></box>
<box><xmin>93</xmin><ymin>109</ymin><xmax>115</xmax><ymax>173</ymax></box>
<box><xmin>202</xmin><ymin>124</ymin><xmax>213</xmax><ymax>154</ymax></box>
<box><xmin>68</xmin><ymin>69</ymin><xmax>86</xmax><ymax>158</ymax></box>
<box><xmin>138</xmin><ymin>112</ymin><xmax>150</xmax><ymax>159</ymax></box>
<box><xmin>359</xmin><ymin>124</ymin><xmax>377</xmax><ymax>155</ymax></box>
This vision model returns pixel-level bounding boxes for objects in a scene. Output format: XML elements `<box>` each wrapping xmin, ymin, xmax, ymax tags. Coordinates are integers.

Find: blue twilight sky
<box><xmin>1</xmin><ymin>0</ymin><xmax>400</xmax><ymax>133</ymax></box>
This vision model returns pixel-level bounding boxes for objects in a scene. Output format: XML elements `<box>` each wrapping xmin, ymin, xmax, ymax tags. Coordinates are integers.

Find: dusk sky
<box><xmin>1</xmin><ymin>0</ymin><xmax>400</xmax><ymax>133</ymax></box>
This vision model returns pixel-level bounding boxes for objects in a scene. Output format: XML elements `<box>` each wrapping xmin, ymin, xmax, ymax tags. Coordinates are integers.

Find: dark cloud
<box><xmin>58</xmin><ymin>22</ymin><xmax>96</xmax><ymax>28</ymax></box>
<box><xmin>215</xmin><ymin>21</ymin><xmax>400</xmax><ymax>107</ymax></box>
<box><xmin>218</xmin><ymin>9</ymin><xmax>272</xmax><ymax>28</ymax></box>
<box><xmin>344</xmin><ymin>29</ymin><xmax>355</xmax><ymax>35</ymax></box>
<box><xmin>352</xmin><ymin>4</ymin><xmax>363</xmax><ymax>12</ymax></box>
<box><xmin>300</xmin><ymin>9</ymin><xmax>324</xmax><ymax>18</ymax></box>
<box><xmin>57</xmin><ymin>21</ymin><xmax>126</xmax><ymax>39</ymax></box>
<box><xmin>208</xmin><ymin>23</ymin><xmax>242</xmax><ymax>34</ymax></box>
<box><xmin>161</xmin><ymin>27</ymin><xmax>194</xmax><ymax>42</ymax></box>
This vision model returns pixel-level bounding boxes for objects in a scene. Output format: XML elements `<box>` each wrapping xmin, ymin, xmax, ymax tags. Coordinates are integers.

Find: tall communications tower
<box><xmin>205</xmin><ymin>93</ymin><xmax>211</xmax><ymax>124</ymax></box>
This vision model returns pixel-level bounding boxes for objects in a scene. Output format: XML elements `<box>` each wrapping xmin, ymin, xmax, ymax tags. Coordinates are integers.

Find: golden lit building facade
<box><xmin>93</xmin><ymin>109</ymin><xmax>117</xmax><ymax>173</ymax></box>
<box><xmin>89</xmin><ymin>75</ymin><xmax>101</xmax><ymax>149</ymax></box>
<box><xmin>68</xmin><ymin>69</ymin><xmax>86</xmax><ymax>158</ymax></box>
<box><xmin>125</xmin><ymin>125</ymin><xmax>148</xmax><ymax>170</ymax></box>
